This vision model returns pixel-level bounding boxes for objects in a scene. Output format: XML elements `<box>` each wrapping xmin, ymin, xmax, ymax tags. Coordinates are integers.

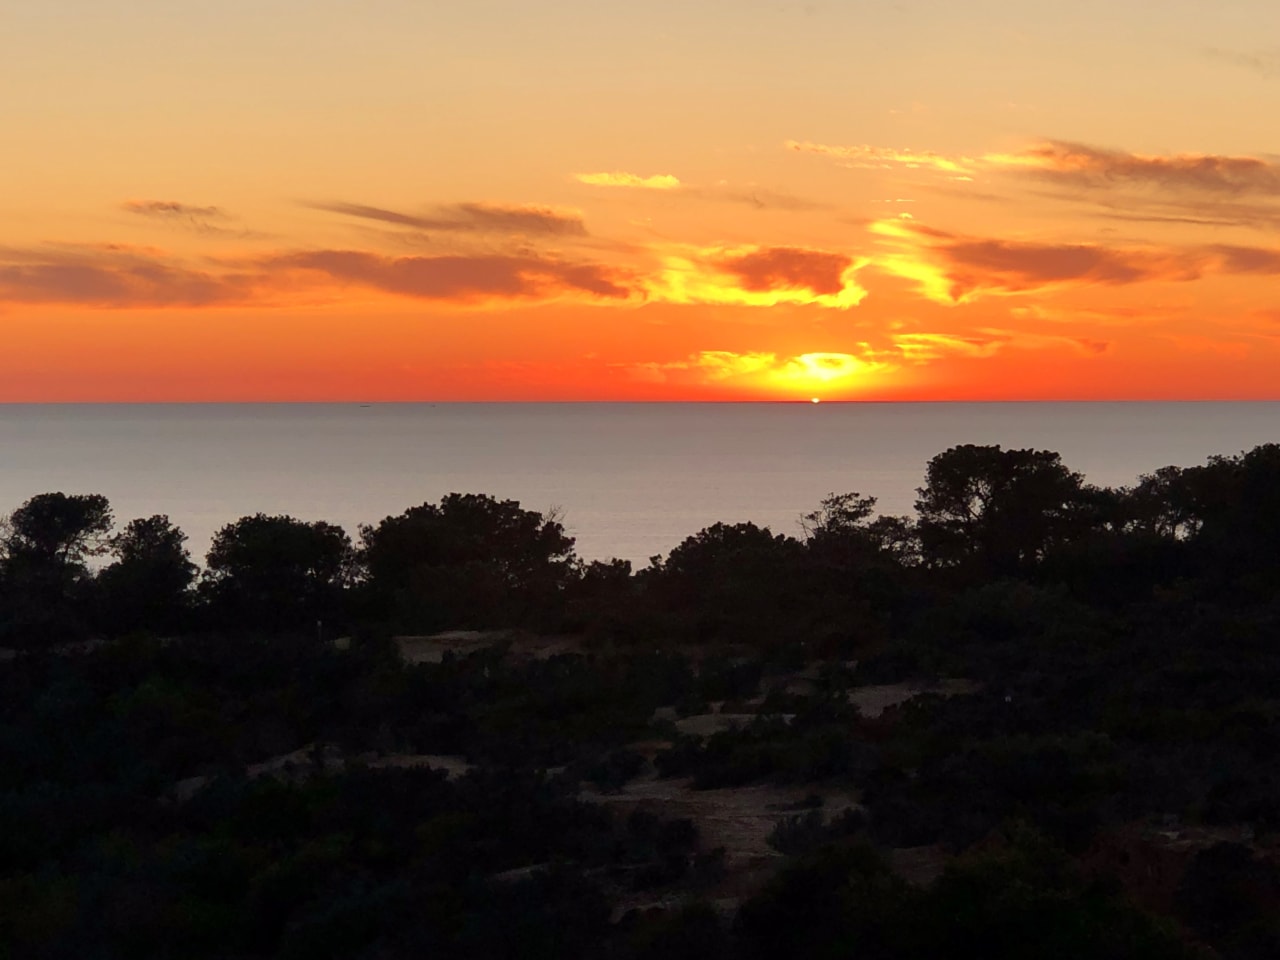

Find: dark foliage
<box><xmin>5</xmin><ymin>441</ymin><xmax>1280</xmax><ymax>957</ymax></box>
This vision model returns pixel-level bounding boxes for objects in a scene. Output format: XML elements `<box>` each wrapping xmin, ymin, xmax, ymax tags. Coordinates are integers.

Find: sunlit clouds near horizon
<box><xmin>3</xmin><ymin>0</ymin><xmax>1280</xmax><ymax>400</ymax></box>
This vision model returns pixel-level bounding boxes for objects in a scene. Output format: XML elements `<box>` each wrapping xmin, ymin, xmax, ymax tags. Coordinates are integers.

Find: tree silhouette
<box><xmin>4</xmin><ymin>492</ymin><xmax>113</xmax><ymax>567</ymax></box>
<box><xmin>202</xmin><ymin>514</ymin><xmax>354</xmax><ymax>631</ymax></box>
<box><xmin>802</xmin><ymin>492</ymin><xmax>919</xmax><ymax>568</ymax></box>
<box><xmin>0</xmin><ymin>492</ymin><xmax>113</xmax><ymax>644</ymax></box>
<box><xmin>645</xmin><ymin>522</ymin><xmax>807</xmax><ymax>643</ymax></box>
<box><xmin>359</xmin><ymin>493</ymin><xmax>577</xmax><ymax>630</ymax></box>
<box><xmin>97</xmin><ymin>515</ymin><xmax>197</xmax><ymax>635</ymax></box>
<box><xmin>915</xmin><ymin>445</ymin><xmax>1098</xmax><ymax>576</ymax></box>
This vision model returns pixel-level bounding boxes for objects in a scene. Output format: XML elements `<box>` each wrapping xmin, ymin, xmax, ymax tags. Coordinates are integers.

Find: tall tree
<box><xmin>4</xmin><ymin>492</ymin><xmax>113</xmax><ymax>567</ymax></box>
<box><xmin>359</xmin><ymin>493</ymin><xmax>577</xmax><ymax>630</ymax></box>
<box><xmin>915</xmin><ymin>445</ymin><xmax>1098</xmax><ymax>576</ymax></box>
<box><xmin>644</xmin><ymin>521</ymin><xmax>808</xmax><ymax>643</ymax></box>
<box><xmin>97</xmin><ymin>515</ymin><xmax>198</xmax><ymax>635</ymax></box>
<box><xmin>202</xmin><ymin>514</ymin><xmax>354</xmax><ymax>631</ymax></box>
<box><xmin>0</xmin><ymin>492</ymin><xmax>113</xmax><ymax>644</ymax></box>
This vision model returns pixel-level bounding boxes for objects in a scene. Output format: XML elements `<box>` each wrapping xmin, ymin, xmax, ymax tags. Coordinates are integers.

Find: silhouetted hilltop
<box><xmin>2</xmin><ymin>443</ymin><xmax>1278</xmax><ymax>957</ymax></box>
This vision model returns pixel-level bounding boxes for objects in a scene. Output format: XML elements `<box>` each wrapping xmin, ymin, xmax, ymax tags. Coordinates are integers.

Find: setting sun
<box><xmin>1</xmin><ymin>2</ymin><xmax>1278</xmax><ymax>401</ymax></box>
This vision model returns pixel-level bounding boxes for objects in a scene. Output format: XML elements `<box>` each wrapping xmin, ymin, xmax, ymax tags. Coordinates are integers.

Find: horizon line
<box><xmin>2</xmin><ymin>398</ymin><xmax>1280</xmax><ymax>406</ymax></box>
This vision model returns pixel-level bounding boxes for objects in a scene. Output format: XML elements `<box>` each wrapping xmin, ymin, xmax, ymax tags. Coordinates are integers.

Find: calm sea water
<box><xmin>0</xmin><ymin>403</ymin><xmax>1276</xmax><ymax>567</ymax></box>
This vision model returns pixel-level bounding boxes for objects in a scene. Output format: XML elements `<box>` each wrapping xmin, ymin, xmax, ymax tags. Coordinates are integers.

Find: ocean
<box><xmin>1</xmin><ymin>402</ymin><xmax>1276</xmax><ymax>567</ymax></box>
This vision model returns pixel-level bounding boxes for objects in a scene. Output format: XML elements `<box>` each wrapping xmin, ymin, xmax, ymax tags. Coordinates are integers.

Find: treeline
<box><xmin>0</xmin><ymin>491</ymin><xmax>579</xmax><ymax>645</ymax></box>
<box><xmin>3</xmin><ymin>442</ymin><xmax>1279</xmax><ymax>649</ymax></box>
<box><xmin>4</xmin><ymin>442</ymin><xmax>1280</xmax><ymax>958</ymax></box>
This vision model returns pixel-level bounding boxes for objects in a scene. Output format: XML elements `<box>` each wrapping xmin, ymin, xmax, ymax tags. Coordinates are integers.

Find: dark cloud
<box><xmin>0</xmin><ymin>243</ymin><xmax>634</xmax><ymax>308</ymax></box>
<box><xmin>265</xmin><ymin>249</ymin><xmax>633</xmax><ymax>301</ymax></box>
<box><xmin>943</xmin><ymin>238</ymin><xmax>1173</xmax><ymax>289</ymax></box>
<box><xmin>1093</xmin><ymin>210</ymin><xmax>1253</xmax><ymax>228</ymax></box>
<box><xmin>1008</xmin><ymin>141</ymin><xmax>1280</xmax><ymax>196</ymax></box>
<box><xmin>0</xmin><ymin>246</ymin><xmax>251</xmax><ymax>306</ymax></box>
<box><xmin>880</xmin><ymin>218</ymin><xmax>1280</xmax><ymax>303</ymax></box>
<box><xmin>310</xmin><ymin>201</ymin><xmax>588</xmax><ymax>236</ymax></box>
<box><xmin>1211</xmin><ymin>245</ymin><xmax>1280</xmax><ymax>274</ymax></box>
<box><xmin>987</xmin><ymin>141</ymin><xmax>1280</xmax><ymax>231</ymax></box>
<box><xmin>122</xmin><ymin>200</ymin><xmax>236</xmax><ymax>234</ymax></box>
<box><xmin>123</xmin><ymin>200</ymin><xmax>227</xmax><ymax>219</ymax></box>
<box><xmin>718</xmin><ymin>247</ymin><xmax>854</xmax><ymax>296</ymax></box>
<box><xmin>875</xmin><ymin>219</ymin><xmax>1205</xmax><ymax>302</ymax></box>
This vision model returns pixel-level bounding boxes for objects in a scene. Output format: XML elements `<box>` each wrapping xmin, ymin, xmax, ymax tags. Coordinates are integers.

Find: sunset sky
<box><xmin>5</xmin><ymin>0</ymin><xmax>1280</xmax><ymax>401</ymax></box>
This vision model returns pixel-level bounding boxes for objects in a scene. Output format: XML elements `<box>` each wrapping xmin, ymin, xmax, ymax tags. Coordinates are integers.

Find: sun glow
<box><xmin>763</xmin><ymin>352</ymin><xmax>888</xmax><ymax>398</ymax></box>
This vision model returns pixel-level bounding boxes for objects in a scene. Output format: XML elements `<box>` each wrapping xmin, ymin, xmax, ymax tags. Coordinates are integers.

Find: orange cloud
<box><xmin>0</xmin><ymin>243</ymin><xmax>635</xmax><ymax>309</ymax></box>
<box><xmin>675</xmin><ymin>350</ymin><xmax>777</xmax><ymax>380</ymax></box>
<box><xmin>890</xmin><ymin>332</ymin><xmax>1009</xmax><ymax>361</ymax></box>
<box><xmin>992</xmin><ymin>141</ymin><xmax>1280</xmax><ymax>195</ymax></box>
<box><xmin>786</xmin><ymin>140</ymin><xmax>976</xmax><ymax>178</ymax></box>
<box><xmin>309</xmin><ymin>200</ymin><xmax>588</xmax><ymax>236</ymax></box>
<box><xmin>987</xmin><ymin>141</ymin><xmax>1280</xmax><ymax>228</ymax></box>
<box><xmin>265</xmin><ymin>249</ymin><xmax>635</xmax><ymax>303</ymax></box>
<box><xmin>646</xmin><ymin>244</ymin><xmax>868</xmax><ymax>308</ymax></box>
<box><xmin>869</xmin><ymin>218</ymin><xmax>1204</xmax><ymax>303</ymax></box>
<box><xmin>122</xmin><ymin>200</ymin><xmax>240</xmax><ymax>235</ymax></box>
<box><xmin>123</xmin><ymin>199</ymin><xmax>227</xmax><ymax>220</ymax></box>
<box><xmin>573</xmin><ymin>171</ymin><xmax>682</xmax><ymax>190</ymax></box>
<box><xmin>1210</xmin><ymin>245</ymin><xmax>1280</xmax><ymax>274</ymax></box>
<box><xmin>794</xmin><ymin>136</ymin><xmax>1280</xmax><ymax>228</ymax></box>
<box><xmin>795</xmin><ymin>137</ymin><xmax>1280</xmax><ymax>197</ymax></box>
<box><xmin>574</xmin><ymin>167</ymin><xmax>823</xmax><ymax>211</ymax></box>
<box><xmin>0</xmin><ymin>236</ymin><xmax>870</xmax><ymax>312</ymax></box>
<box><xmin>0</xmin><ymin>244</ymin><xmax>256</xmax><ymax>307</ymax></box>
<box><xmin>720</xmin><ymin>247</ymin><xmax>853</xmax><ymax>296</ymax></box>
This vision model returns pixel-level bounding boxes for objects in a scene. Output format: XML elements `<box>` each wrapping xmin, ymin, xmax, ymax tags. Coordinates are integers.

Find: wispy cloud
<box><xmin>664</xmin><ymin>350</ymin><xmax>779</xmax><ymax>381</ymax></box>
<box><xmin>573</xmin><ymin>171</ymin><xmax>682</xmax><ymax>190</ymax></box>
<box><xmin>869</xmin><ymin>215</ymin><xmax>1280</xmax><ymax>304</ymax></box>
<box><xmin>869</xmin><ymin>218</ymin><xmax>1204</xmax><ymax>304</ymax></box>
<box><xmin>625</xmin><ymin>339</ymin><xmax>1094</xmax><ymax>391</ymax></box>
<box><xmin>792</xmin><ymin>137</ymin><xmax>1280</xmax><ymax>196</ymax></box>
<box><xmin>122</xmin><ymin>200</ymin><xmax>238</xmax><ymax>235</ymax></box>
<box><xmin>574</xmin><ymin>167</ymin><xmax>824</xmax><ymax>211</ymax></box>
<box><xmin>0</xmin><ymin>244</ymin><xmax>256</xmax><ymax>307</ymax></box>
<box><xmin>1008</xmin><ymin>303</ymin><xmax>1158</xmax><ymax>327</ymax></box>
<box><xmin>697</xmin><ymin>185</ymin><xmax>829</xmax><ymax>211</ymax></box>
<box><xmin>262</xmin><ymin>249</ymin><xmax>634</xmax><ymax>303</ymax></box>
<box><xmin>0</xmin><ymin>235</ymin><xmax>867</xmax><ymax>312</ymax></box>
<box><xmin>786</xmin><ymin>140</ymin><xmax>976</xmax><ymax>178</ymax></box>
<box><xmin>879</xmin><ymin>329</ymin><xmax>1115</xmax><ymax>367</ymax></box>
<box><xmin>310</xmin><ymin>201</ymin><xmax>588</xmax><ymax>236</ymax></box>
<box><xmin>1209</xmin><ymin>245</ymin><xmax>1280</xmax><ymax>274</ymax></box>
<box><xmin>793</xmin><ymin>136</ymin><xmax>1280</xmax><ymax>228</ymax></box>
<box><xmin>0</xmin><ymin>242</ymin><xmax>636</xmax><ymax>309</ymax></box>
<box><xmin>1205</xmin><ymin>47</ymin><xmax>1280</xmax><ymax>77</ymax></box>
<box><xmin>628</xmin><ymin>332</ymin><xmax>1119</xmax><ymax>390</ymax></box>
<box><xmin>990</xmin><ymin>140</ymin><xmax>1280</xmax><ymax>195</ymax></box>
<box><xmin>890</xmin><ymin>332</ymin><xmax>1008</xmax><ymax>360</ymax></box>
